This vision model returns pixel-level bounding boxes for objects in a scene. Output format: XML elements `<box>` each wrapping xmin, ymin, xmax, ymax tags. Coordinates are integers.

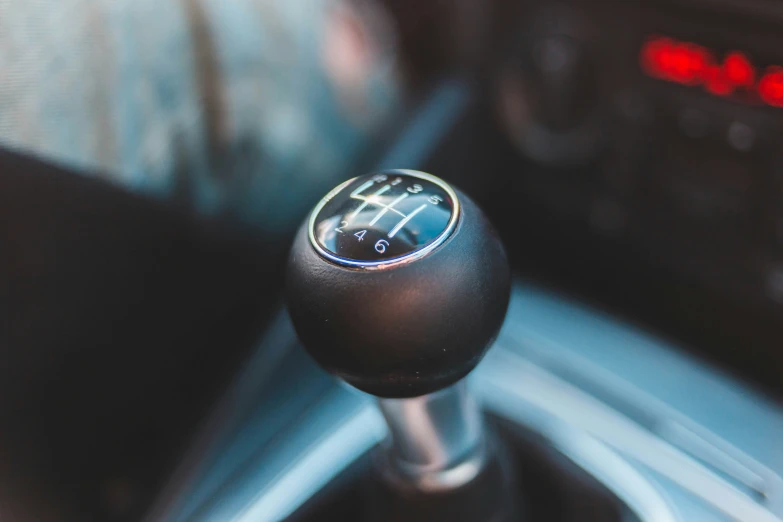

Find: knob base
<box><xmin>377</xmin><ymin>381</ymin><xmax>485</xmax><ymax>491</ymax></box>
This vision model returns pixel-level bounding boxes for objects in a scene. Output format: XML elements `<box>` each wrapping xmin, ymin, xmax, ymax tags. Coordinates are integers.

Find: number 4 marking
<box><xmin>354</xmin><ymin>230</ymin><xmax>367</xmax><ymax>241</ymax></box>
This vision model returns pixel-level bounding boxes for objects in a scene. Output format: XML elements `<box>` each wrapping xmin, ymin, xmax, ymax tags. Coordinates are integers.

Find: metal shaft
<box><xmin>377</xmin><ymin>380</ymin><xmax>487</xmax><ymax>491</ymax></box>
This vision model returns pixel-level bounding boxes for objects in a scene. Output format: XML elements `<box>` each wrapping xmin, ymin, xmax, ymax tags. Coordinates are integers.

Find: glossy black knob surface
<box><xmin>286</xmin><ymin>170</ymin><xmax>510</xmax><ymax>398</ymax></box>
<box><xmin>310</xmin><ymin>170</ymin><xmax>459</xmax><ymax>267</ymax></box>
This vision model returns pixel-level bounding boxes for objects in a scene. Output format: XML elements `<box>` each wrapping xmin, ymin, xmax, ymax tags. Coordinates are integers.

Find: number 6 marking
<box><xmin>375</xmin><ymin>239</ymin><xmax>389</xmax><ymax>253</ymax></box>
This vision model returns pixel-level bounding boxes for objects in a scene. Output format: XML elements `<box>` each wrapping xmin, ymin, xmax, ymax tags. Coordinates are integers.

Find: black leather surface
<box><xmin>286</xmin><ymin>188</ymin><xmax>511</xmax><ymax>398</ymax></box>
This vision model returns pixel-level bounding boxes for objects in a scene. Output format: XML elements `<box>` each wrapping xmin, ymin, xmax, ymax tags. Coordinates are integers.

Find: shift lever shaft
<box><xmin>378</xmin><ymin>381</ymin><xmax>485</xmax><ymax>491</ymax></box>
<box><xmin>286</xmin><ymin>170</ymin><xmax>514</xmax><ymax>519</ymax></box>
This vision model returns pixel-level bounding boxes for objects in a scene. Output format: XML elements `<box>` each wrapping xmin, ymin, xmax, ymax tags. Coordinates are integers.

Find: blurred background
<box><xmin>1</xmin><ymin>0</ymin><xmax>782</xmax><ymax>520</ymax></box>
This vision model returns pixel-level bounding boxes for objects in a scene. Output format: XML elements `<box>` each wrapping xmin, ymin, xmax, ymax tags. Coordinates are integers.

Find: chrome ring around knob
<box><xmin>308</xmin><ymin>169</ymin><xmax>460</xmax><ymax>270</ymax></box>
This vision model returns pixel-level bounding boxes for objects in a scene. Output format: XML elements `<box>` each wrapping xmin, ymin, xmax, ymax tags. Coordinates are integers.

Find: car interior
<box><xmin>1</xmin><ymin>1</ymin><xmax>782</xmax><ymax>521</ymax></box>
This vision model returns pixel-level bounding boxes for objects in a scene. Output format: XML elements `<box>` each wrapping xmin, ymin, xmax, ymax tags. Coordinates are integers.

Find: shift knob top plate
<box><xmin>309</xmin><ymin>170</ymin><xmax>460</xmax><ymax>269</ymax></box>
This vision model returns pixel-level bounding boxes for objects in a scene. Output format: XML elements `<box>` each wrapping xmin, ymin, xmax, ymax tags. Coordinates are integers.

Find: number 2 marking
<box><xmin>335</xmin><ymin>220</ymin><xmax>348</xmax><ymax>233</ymax></box>
<box><xmin>429</xmin><ymin>195</ymin><xmax>443</xmax><ymax>205</ymax></box>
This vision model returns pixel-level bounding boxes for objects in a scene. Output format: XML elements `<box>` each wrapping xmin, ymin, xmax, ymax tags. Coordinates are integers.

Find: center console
<box><xmin>150</xmin><ymin>282</ymin><xmax>783</xmax><ymax>522</ymax></box>
<box><xmin>145</xmin><ymin>2</ymin><xmax>783</xmax><ymax>520</ymax></box>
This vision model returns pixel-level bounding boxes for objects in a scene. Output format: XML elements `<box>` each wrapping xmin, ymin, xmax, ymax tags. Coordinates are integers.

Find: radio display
<box><xmin>640</xmin><ymin>35</ymin><xmax>783</xmax><ymax>108</ymax></box>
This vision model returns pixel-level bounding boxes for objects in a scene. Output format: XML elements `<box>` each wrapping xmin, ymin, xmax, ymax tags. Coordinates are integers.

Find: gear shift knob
<box><xmin>286</xmin><ymin>170</ymin><xmax>510</xmax><ymax>398</ymax></box>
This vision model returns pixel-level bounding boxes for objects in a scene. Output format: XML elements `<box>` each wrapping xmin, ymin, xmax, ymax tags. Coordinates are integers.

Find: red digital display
<box><xmin>640</xmin><ymin>35</ymin><xmax>783</xmax><ymax>108</ymax></box>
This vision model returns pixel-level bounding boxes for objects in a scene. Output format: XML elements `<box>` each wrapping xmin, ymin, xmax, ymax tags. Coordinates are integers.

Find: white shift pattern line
<box><xmin>388</xmin><ymin>204</ymin><xmax>427</xmax><ymax>238</ymax></box>
<box><xmin>350</xmin><ymin>180</ymin><xmax>375</xmax><ymax>198</ymax></box>
<box><xmin>369</xmin><ymin>192</ymin><xmax>409</xmax><ymax>226</ymax></box>
<box><xmin>349</xmin><ymin>184</ymin><xmax>391</xmax><ymax>221</ymax></box>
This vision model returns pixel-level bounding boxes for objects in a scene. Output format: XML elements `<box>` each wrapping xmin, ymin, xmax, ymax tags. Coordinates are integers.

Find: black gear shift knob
<box><xmin>286</xmin><ymin>170</ymin><xmax>510</xmax><ymax>398</ymax></box>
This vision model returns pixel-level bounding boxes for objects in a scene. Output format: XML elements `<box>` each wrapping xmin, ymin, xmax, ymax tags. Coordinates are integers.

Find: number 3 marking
<box><xmin>375</xmin><ymin>239</ymin><xmax>389</xmax><ymax>253</ymax></box>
